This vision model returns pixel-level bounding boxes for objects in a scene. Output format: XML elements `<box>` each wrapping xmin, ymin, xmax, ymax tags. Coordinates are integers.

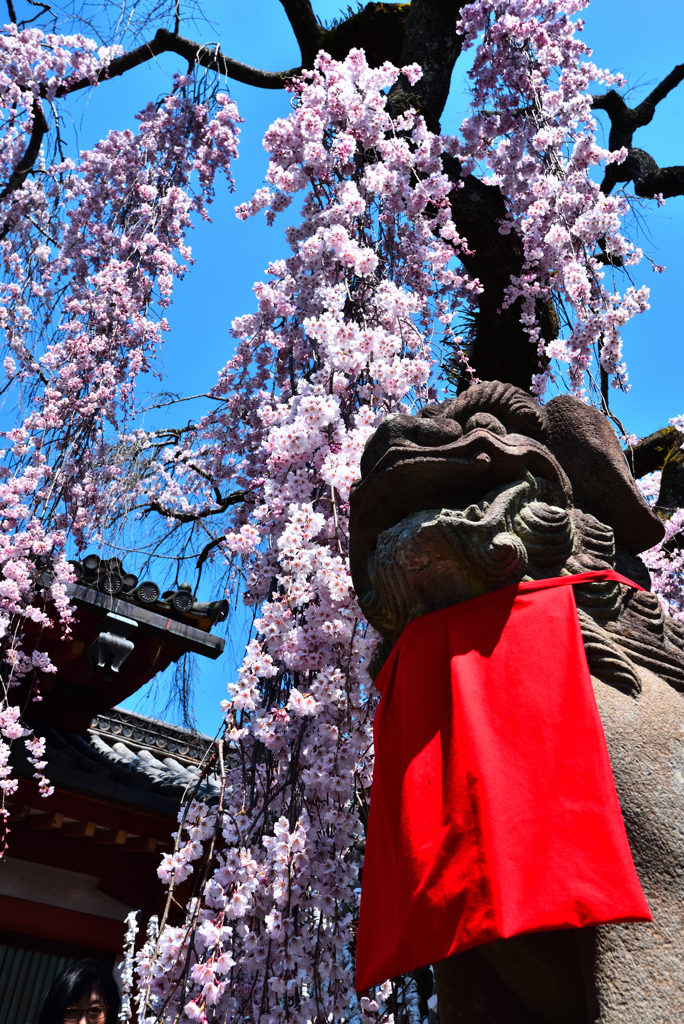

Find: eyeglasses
<box><xmin>63</xmin><ymin>1007</ymin><xmax>108</xmax><ymax>1023</ymax></box>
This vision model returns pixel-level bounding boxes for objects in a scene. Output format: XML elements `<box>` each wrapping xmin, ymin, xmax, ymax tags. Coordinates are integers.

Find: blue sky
<box><xmin>32</xmin><ymin>0</ymin><xmax>683</xmax><ymax>733</ymax></box>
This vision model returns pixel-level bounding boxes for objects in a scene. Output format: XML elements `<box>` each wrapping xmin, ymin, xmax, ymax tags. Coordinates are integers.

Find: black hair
<box><xmin>35</xmin><ymin>959</ymin><xmax>121</xmax><ymax>1024</ymax></box>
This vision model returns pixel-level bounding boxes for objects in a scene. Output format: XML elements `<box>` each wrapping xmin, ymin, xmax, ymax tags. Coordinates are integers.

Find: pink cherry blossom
<box><xmin>0</xmin><ymin>30</ymin><xmax>239</xmax><ymax>837</ymax></box>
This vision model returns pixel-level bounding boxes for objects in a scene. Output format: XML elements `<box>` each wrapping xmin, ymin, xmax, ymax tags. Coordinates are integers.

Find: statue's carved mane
<box><xmin>349</xmin><ymin>382</ymin><xmax>684</xmax><ymax>690</ymax></box>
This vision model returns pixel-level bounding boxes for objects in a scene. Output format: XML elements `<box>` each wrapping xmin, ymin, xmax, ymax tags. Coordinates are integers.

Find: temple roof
<box><xmin>16</xmin><ymin>707</ymin><xmax>222</xmax><ymax>819</ymax></box>
<box><xmin>67</xmin><ymin>554</ymin><xmax>229</xmax><ymax>633</ymax></box>
<box><xmin>23</xmin><ymin>554</ymin><xmax>228</xmax><ymax>734</ymax></box>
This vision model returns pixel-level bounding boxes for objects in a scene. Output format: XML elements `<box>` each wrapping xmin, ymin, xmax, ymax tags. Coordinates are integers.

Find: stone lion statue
<box><xmin>348</xmin><ymin>382</ymin><xmax>684</xmax><ymax>1024</ymax></box>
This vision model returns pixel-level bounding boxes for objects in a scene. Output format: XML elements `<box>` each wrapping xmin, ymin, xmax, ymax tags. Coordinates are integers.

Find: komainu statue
<box><xmin>348</xmin><ymin>382</ymin><xmax>684</xmax><ymax>1024</ymax></box>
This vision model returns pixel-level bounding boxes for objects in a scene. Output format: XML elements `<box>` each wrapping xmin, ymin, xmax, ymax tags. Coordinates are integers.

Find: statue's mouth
<box><xmin>349</xmin><ymin>427</ymin><xmax>573</xmax><ymax>596</ymax></box>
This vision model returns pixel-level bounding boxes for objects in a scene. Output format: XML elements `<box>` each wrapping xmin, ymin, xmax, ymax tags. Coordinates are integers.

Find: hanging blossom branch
<box><xmin>637</xmin><ymin>413</ymin><xmax>684</xmax><ymax>623</ymax></box>
<box><xmin>642</xmin><ymin>505</ymin><xmax>684</xmax><ymax>623</ymax></box>
<box><xmin>0</xmin><ymin>22</ymin><xmax>124</xmax><ymax>199</ymax></box>
<box><xmin>0</xmin><ymin>26</ymin><xmax>240</xmax><ymax>840</ymax></box>
<box><xmin>131</xmin><ymin>48</ymin><xmax>476</xmax><ymax>1024</ymax></box>
<box><xmin>0</xmin><ymin>17</ymin><xmax>300</xmax><ymax>202</ymax></box>
<box><xmin>453</xmin><ymin>0</ymin><xmax>653</xmax><ymax>398</ymax></box>
<box><xmin>120</xmin><ymin>910</ymin><xmax>141</xmax><ymax>1022</ymax></box>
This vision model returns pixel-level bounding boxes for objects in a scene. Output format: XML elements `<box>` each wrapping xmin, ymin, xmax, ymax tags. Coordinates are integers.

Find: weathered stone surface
<box><xmin>591</xmin><ymin>667</ymin><xmax>684</xmax><ymax>1023</ymax></box>
<box><xmin>543</xmin><ymin>395</ymin><xmax>665</xmax><ymax>554</ymax></box>
<box><xmin>349</xmin><ymin>382</ymin><xmax>683</xmax><ymax>1023</ymax></box>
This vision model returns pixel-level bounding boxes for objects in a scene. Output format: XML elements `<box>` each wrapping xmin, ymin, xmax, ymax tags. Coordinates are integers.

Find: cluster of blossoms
<box><xmin>455</xmin><ymin>0</ymin><xmax>651</xmax><ymax>395</ymax></box>
<box><xmin>120</xmin><ymin>911</ymin><xmax>141</xmax><ymax>1022</ymax></box>
<box><xmin>0</xmin><ymin>27</ymin><xmax>239</xmax><ymax>834</ymax></box>
<box><xmin>643</xmin><ymin>508</ymin><xmax>684</xmax><ymax>623</ymax></box>
<box><xmin>638</xmin><ymin>414</ymin><xmax>684</xmax><ymax>623</ymax></box>
<box><xmin>133</xmin><ymin>48</ymin><xmax>472</xmax><ymax>1024</ymax></box>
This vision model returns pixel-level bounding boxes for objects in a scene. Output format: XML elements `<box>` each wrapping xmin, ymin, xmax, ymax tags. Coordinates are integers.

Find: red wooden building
<box><xmin>0</xmin><ymin>557</ymin><xmax>225</xmax><ymax>1023</ymax></box>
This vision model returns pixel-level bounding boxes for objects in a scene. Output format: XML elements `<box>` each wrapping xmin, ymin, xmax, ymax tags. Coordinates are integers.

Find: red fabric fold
<box><xmin>355</xmin><ymin>570</ymin><xmax>652</xmax><ymax>991</ymax></box>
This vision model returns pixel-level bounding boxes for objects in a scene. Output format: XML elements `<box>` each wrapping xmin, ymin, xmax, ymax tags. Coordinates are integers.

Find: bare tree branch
<box><xmin>634</xmin><ymin>164</ymin><xmax>684</xmax><ymax>199</ymax></box>
<box><xmin>633</xmin><ymin>62</ymin><xmax>684</xmax><ymax>127</ymax></box>
<box><xmin>196</xmin><ymin>534</ymin><xmax>227</xmax><ymax>572</ymax></box>
<box><xmin>54</xmin><ymin>31</ymin><xmax>169</xmax><ymax>95</ymax></box>
<box><xmin>21</xmin><ymin>0</ymin><xmax>52</xmax><ymax>28</ymax></box>
<box><xmin>59</xmin><ymin>27</ymin><xmax>300</xmax><ymax>97</ymax></box>
<box><xmin>592</xmin><ymin>65</ymin><xmax>684</xmax><ymax>143</ymax></box>
<box><xmin>592</xmin><ymin>62</ymin><xmax>684</xmax><ymax>196</ymax></box>
<box><xmin>148</xmin><ymin>489</ymin><xmax>246</xmax><ymax>524</ymax></box>
<box><xmin>629</xmin><ymin>426</ymin><xmax>682</xmax><ymax>476</ymax></box>
<box><xmin>139</xmin><ymin>392</ymin><xmax>224</xmax><ymax>413</ymax></box>
<box><xmin>147</xmin><ymin>27</ymin><xmax>301</xmax><ymax>88</ymax></box>
<box><xmin>277</xmin><ymin>0</ymin><xmax>322</xmax><ymax>67</ymax></box>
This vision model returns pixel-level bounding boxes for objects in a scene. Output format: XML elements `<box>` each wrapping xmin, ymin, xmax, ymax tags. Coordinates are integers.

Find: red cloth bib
<box><xmin>355</xmin><ymin>571</ymin><xmax>652</xmax><ymax>991</ymax></box>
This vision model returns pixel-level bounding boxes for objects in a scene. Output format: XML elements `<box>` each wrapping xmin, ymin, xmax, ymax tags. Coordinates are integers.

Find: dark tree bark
<box><xmin>276</xmin><ymin>0</ymin><xmax>323</xmax><ymax>66</ymax></box>
<box><xmin>593</xmin><ymin>63</ymin><xmax>684</xmax><ymax>197</ymax></box>
<box><xmin>324</xmin><ymin>3</ymin><xmax>409</xmax><ymax>69</ymax></box>
<box><xmin>390</xmin><ymin>0</ymin><xmax>468</xmax><ymax>131</ymax></box>
<box><xmin>444</xmin><ymin>161</ymin><xmax>557</xmax><ymax>390</ymax></box>
<box><xmin>629</xmin><ymin>426</ymin><xmax>684</xmax><ymax>515</ymax></box>
<box><xmin>387</xmin><ymin>0</ymin><xmax>555</xmax><ymax>389</ymax></box>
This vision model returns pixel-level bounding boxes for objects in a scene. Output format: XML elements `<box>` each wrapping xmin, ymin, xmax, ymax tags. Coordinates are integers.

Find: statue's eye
<box><xmin>464</xmin><ymin>412</ymin><xmax>507</xmax><ymax>436</ymax></box>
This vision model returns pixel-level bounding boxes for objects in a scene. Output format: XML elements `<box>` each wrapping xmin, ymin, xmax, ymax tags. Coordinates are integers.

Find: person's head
<box><xmin>36</xmin><ymin>959</ymin><xmax>121</xmax><ymax>1024</ymax></box>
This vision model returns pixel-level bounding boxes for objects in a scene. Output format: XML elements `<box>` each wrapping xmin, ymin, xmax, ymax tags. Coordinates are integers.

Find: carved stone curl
<box><xmin>349</xmin><ymin>382</ymin><xmax>684</xmax><ymax>1024</ymax></box>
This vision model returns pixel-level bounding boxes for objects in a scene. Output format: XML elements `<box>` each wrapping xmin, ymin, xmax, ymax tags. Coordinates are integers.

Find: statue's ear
<box><xmin>543</xmin><ymin>395</ymin><xmax>664</xmax><ymax>554</ymax></box>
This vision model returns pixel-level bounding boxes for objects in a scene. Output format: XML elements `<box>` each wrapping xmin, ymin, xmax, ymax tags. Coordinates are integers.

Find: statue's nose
<box><xmin>360</xmin><ymin>415</ymin><xmax>464</xmax><ymax>477</ymax></box>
